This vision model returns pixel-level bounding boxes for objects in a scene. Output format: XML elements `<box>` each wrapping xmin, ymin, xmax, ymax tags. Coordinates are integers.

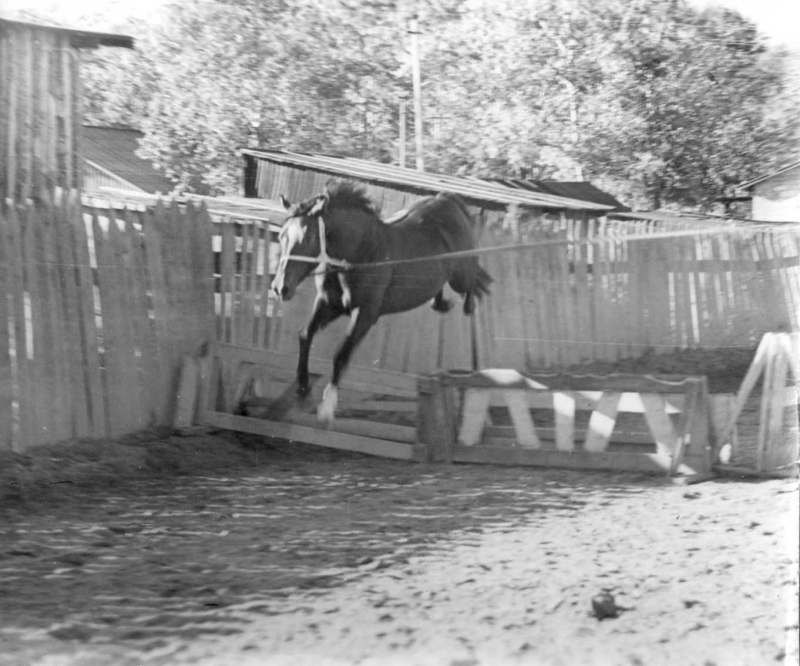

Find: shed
<box><xmin>82</xmin><ymin>125</ymin><xmax>176</xmax><ymax>195</ymax></box>
<box><xmin>240</xmin><ymin>149</ymin><xmax>618</xmax><ymax>229</ymax></box>
<box><xmin>739</xmin><ymin>160</ymin><xmax>800</xmax><ymax>222</ymax></box>
<box><xmin>0</xmin><ymin>14</ymin><xmax>133</xmax><ymax>200</ymax></box>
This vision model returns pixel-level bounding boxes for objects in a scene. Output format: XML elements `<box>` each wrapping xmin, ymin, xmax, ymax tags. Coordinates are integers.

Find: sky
<box><xmin>3</xmin><ymin>0</ymin><xmax>799</xmax><ymax>48</ymax></box>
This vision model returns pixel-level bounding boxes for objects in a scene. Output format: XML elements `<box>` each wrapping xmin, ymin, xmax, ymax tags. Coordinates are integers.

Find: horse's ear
<box><xmin>280</xmin><ymin>195</ymin><xmax>292</xmax><ymax>210</ymax></box>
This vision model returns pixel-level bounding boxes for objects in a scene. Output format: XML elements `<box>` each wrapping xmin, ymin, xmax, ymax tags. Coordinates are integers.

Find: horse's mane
<box><xmin>325</xmin><ymin>181</ymin><xmax>379</xmax><ymax>218</ymax></box>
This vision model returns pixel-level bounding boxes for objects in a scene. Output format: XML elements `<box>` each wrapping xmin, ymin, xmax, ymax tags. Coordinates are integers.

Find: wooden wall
<box><xmin>0</xmin><ymin>194</ymin><xmax>214</xmax><ymax>452</ymax></box>
<box><xmin>0</xmin><ymin>23</ymin><xmax>82</xmax><ymax>200</ymax></box>
<box><xmin>214</xmin><ymin>213</ymin><xmax>800</xmax><ymax>377</ymax></box>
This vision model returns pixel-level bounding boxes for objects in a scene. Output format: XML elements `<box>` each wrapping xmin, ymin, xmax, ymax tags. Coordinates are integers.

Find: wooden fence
<box><xmin>0</xmin><ymin>194</ymin><xmax>213</xmax><ymax>452</ymax></box>
<box><xmin>215</xmin><ymin>216</ymin><xmax>800</xmax><ymax>375</ymax></box>
<box><xmin>3</xmin><ymin>192</ymin><xmax>798</xmax><ymax>454</ymax></box>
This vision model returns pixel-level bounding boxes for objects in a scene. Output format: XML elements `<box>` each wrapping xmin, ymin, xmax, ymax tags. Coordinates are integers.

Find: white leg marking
<box><xmin>317</xmin><ymin>383</ymin><xmax>338</xmax><ymax>423</ymax></box>
<box><xmin>338</xmin><ymin>273</ymin><xmax>351</xmax><ymax>309</ymax></box>
<box><xmin>347</xmin><ymin>307</ymin><xmax>360</xmax><ymax>334</ymax></box>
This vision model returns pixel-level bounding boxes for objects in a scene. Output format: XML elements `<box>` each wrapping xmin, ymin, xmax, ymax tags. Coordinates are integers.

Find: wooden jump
<box><xmin>187</xmin><ymin>343</ymin><xmax>721</xmax><ymax>479</ymax></box>
<box><xmin>417</xmin><ymin>368</ymin><xmax>714</xmax><ymax>479</ymax></box>
<box><xmin>198</xmin><ymin>342</ymin><xmax>420</xmax><ymax>461</ymax></box>
<box><xmin>714</xmin><ymin>332</ymin><xmax>799</xmax><ymax>478</ymax></box>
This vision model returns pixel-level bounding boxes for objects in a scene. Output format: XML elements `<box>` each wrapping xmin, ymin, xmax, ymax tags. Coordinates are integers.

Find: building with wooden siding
<box><xmin>82</xmin><ymin>125</ymin><xmax>176</xmax><ymax>195</ymax></box>
<box><xmin>240</xmin><ymin>149</ymin><xmax>621</xmax><ymax>230</ymax></box>
<box><xmin>0</xmin><ymin>15</ymin><xmax>133</xmax><ymax>200</ymax></box>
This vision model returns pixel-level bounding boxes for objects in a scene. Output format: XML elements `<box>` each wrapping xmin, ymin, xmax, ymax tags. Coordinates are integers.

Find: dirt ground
<box><xmin>0</xmin><ymin>425</ymin><xmax>797</xmax><ymax>666</ymax></box>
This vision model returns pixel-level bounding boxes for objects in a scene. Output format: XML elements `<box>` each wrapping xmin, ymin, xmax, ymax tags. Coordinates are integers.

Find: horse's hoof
<box><xmin>317</xmin><ymin>384</ymin><xmax>338</xmax><ymax>424</ymax></box>
<box><xmin>296</xmin><ymin>383</ymin><xmax>311</xmax><ymax>400</ymax></box>
<box><xmin>432</xmin><ymin>298</ymin><xmax>453</xmax><ymax>313</ymax></box>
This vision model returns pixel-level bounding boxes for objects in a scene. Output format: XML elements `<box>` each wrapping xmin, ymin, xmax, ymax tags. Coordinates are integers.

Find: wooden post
<box><xmin>416</xmin><ymin>374</ymin><xmax>456</xmax><ymax>462</ymax></box>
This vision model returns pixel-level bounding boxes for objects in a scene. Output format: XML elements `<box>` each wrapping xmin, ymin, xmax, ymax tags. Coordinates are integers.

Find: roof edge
<box><xmin>0</xmin><ymin>16</ymin><xmax>134</xmax><ymax>48</ymax></box>
<box><xmin>240</xmin><ymin>148</ymin><xmax>615</xmax><ymax>212</ymax></box>
<box><xmin>740</xmin><ymin>160</ymin><xmax>800</xmax><ymax>190</ymax></box>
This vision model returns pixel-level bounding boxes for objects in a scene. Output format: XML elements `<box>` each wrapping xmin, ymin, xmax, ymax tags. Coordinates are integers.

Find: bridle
<box><xmin>275</xmin><ymin>212</ymin><xmax>352</xmax><ymax>306</ymax></box>
<box><xmin>277</xmin><ymin>215</ymin><xmax>351</xmax><ymax>274</ymax></box>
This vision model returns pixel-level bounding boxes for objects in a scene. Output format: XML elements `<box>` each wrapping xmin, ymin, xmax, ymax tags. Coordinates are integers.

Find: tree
<box><xmin>79</xmin><ymin>0</ymin><xmax>798</xmax><ymax>209</ymax></box>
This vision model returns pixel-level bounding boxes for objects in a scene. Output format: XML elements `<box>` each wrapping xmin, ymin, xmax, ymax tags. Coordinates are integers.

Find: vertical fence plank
<box><xmin>93</xmin><ymin>210</ymin><xmax>131</xmax><ymax>437</ymax></box>
<box><xmin>73</xmin><ymin>205</ymin><xmax>106</xmax><ymax>438</ymax></box>
<box><xmin>6</xmin><ymin>203</ymin><xmax>32</xmax><ymax>448</ymax></box>
<box><xmin>55</xmin><ymin>194</ymin><xmax>91</xmax><ymax>439</ymax></box>
<box><xmin>0</xmin><ymin>204</ymin><xmax>13</xmax><ymax>449</ymax></box>
<box><xmin>23</xmin><ymin>203</ymin><xmax>52</xmax><ymax>446</ymax></box>
<box><xmin>142</xmin><ymin>203</ymin><xmax>172</xmax><ymax>425</ymax></box>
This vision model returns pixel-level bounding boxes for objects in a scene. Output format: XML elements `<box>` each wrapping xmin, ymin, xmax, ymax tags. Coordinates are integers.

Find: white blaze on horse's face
<box><xmin>271</xmin><ymin>213</ymin><xmax>315</xmax><ymax>301</ymax></box>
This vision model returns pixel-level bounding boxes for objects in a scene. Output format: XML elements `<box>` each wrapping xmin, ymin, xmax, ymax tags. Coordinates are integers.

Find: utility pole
<box><xmin>398</xmin><ymin>94</ymin><xmax>407</xmax><ymax>168</ymax></box>
<box><xmin>409</xmin><ymin>14</ymin><xmax>424</xmax><ymax>171</ymax></box>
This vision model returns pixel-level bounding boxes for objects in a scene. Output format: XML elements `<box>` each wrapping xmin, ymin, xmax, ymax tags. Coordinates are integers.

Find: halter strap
<box><xmin>283</xmin><ymin>216</ymin><xmax>351</xmax><ymax>271</ymax></box>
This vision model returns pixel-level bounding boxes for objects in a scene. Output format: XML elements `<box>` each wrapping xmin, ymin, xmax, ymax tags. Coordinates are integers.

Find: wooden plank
<box><xmin>6</xmin><ymin>203</ymin><xmax>35</xmax><ymax>448</ymax></box>
<box><xmin>680</xmin><ymin>378</ymin><xmax>711</xmax><ymax>475</ymax></box>
<box><xmin>60</xmin><ymin>40</ymin><xmax>75</xmax><ymax>188</ymax></box>
<box><xmin>716</xmin><ymin>333</ymin><xmax>771</xmax><ymax>445</ymax></box>
<box><xmin>584</xmin><ymin>392</ymin><xmax>621</xmax><ymax>453</ymax></box>
<box><xmin>641</xmin><ymin>393</ymin><xmax>679</xmax><ymax>465</ymax></box>
<box><xmin>241</xmin><ymin>220</ymin><xmax>259</xmax><ymax>347</ymax></box>
<box><xmin>484</xmin><ymin>423</ymin><xmax>656</xmax><ymax>446</ymax></box>
<box><xmin>117</xmin><ymin>211</ymin><xmax>150</xmax><ymax>431</ymax></box>
<box><xmin>23</xmin><ymin>203</ymin><xmax>53</xmax><ymax>446</ymax></box>
<box><xmin>42</xmin><ymin>199</ymin><xmax>75</xmax><ymax>442</ymax></box>
<box><xmin>553</xmin><ymin>391</ymin><xmax>576</xmax><ymax>451</ymax></box>
<box><xmin>572</xmin><ymin>222</ymin><xmax>590</xmax><ymax>363</ymax></box>
<box><xmin>203</xmin><ymin>410</ymin><xmax>416</xmax><ymax>460</ymax></box>
<box><xmin>0</xmin><ymin>204</ymin><xmax>14</xmax><ymax>449</ymax></box>
<box><xmin>55</xmin><ymin>195</ymin><xmax>91</xmax><ymax>439</ymax></box>
<box><xmin>457</xmin><ymin>387</ymin><xmax>491</xmax><ymax>446</ymax></box>
<box><xmin>6</xmin><ymin>28</ymin><xmax>18</xmax><ymax>198</ymax></box>
<box><xmin>502</xmin><ymin>389</ymin><xmax>540</xmax><ymax>448</ymax></box>
<box><xmin>285</xmin><ymin>411</ymin><xmax>415</xmax><ymax>443</ymax></box>
<box><xmin>218</xmin><ymin>220</ymin><xmax>235</xmax><ymax>343</ymax></box>
<box><xmin>127</xmin><ymin>210</ymin><xmax>162</xmax><ymax>426</ymax></box>
<box><xmin>757</xmin><ymin>348</ymin><xmax>788</xmax><ymax>472</ymax></box>
<box><xmin>487</xmin><ymin>388</ymin><xmax>683</xmax><ymax>413</ymax></box>
<box><xmin>21</xmin><ymin>28</ymin><xmax>34</xmax><ymax>199</ymax></box>
<box><xmin>451</xmin><ymin>444</ymin><xmax>671</xmax><ymax>473</ymax></box>
<box><xmin>74</xmin><ymin>208</ymin><xmax>106</xmax><ymax>437</ymax></box>
<box><xmin>441</xmin><ymin>368</ymin><xmax>702</xmax><ymax>394</ymax></box>
<box><xmin>94</xmin><ymin>211</ymin><xmax>138</xmax><ymax>436</ymax></box>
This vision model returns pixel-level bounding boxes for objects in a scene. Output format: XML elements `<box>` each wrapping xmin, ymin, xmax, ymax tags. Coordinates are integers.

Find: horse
<box><xmin>270</xmin><ymin>181</ymin><xmax>492</xmax><ymax>422</ymax></box>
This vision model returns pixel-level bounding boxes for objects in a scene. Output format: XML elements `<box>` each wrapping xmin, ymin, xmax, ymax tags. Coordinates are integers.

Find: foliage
<box><xmin>79</xmin><ymin>0</ymin><xmax>799</xmax><ymax>208</ymax></box>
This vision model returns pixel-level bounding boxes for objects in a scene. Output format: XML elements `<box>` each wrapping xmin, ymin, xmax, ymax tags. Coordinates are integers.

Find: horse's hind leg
<box><xmin>297</xmin><ymin>299</ymin><xmax>341</xmax><ymax>398</ymax></box>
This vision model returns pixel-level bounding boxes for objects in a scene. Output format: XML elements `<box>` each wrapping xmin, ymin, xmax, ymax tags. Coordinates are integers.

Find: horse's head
<box><xmin>270</xmin><ymin>193</ymin><xmax>328</xmax><ymax>301</ymax></box>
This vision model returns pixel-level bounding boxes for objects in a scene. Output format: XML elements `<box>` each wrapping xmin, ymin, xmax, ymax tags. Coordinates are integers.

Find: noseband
<box><xmin>279</xmin><ymin>216</ymin><xmax>350</xmax><ymax>271</ymax></box>
<box><xmin>277</xmin><ymin>215</ymin><xmax>352</xmax><ymax>306</ymax></box>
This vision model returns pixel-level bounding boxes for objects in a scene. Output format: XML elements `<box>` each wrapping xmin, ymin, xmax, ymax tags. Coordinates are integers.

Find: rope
<box><xmin>299</xmin><ymin>223</ymin><xmax>788</xmax><ymax>274</ymax></box>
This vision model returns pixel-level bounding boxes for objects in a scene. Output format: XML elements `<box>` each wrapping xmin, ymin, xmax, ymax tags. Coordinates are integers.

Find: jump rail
<box><xmin>418</xmin><ymin>368</ymin><xmax>713</xmax><ymax>479</ymax></box>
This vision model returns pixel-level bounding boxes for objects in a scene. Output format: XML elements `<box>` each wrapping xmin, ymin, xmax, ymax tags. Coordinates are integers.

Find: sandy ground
<box><xmin>0</xmin><ymin>430</ymin><xmax>797</xmax><ymax>666</ymax></box>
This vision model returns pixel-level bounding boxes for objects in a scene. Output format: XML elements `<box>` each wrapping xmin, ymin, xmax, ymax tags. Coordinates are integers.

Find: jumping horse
<box><xmin>270</xmin><ymin>182</ymin><xmax>492</xmax><ymax>422</ymax></box>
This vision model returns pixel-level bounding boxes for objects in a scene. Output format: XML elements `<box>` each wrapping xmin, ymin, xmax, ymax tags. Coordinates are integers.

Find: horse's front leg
<box><xmin>317</xmin><ymin>306</ymin><xmax>378</xmax><ymax>423</ymax></box>
<box><xmin>297</xmin><ymin>298</ymin><xmax>341</xmax><ymax>398</ymax></box>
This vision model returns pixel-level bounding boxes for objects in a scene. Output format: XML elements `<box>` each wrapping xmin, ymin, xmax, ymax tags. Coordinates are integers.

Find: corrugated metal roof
<box><xmin>241</xmin><ymin>148</ymin><xmax>616</xmax><ymax>211</ymax></box>
<box><xmin>0</xmin><ymin>14</ymin><xmax>134</xmax><ymax>48</ymax></box>
<box><xmin>82</xmin><ymin>126</ymin><xmax>176</xmax><ymax>195</ymax></box>
<box><xmin>739</xmin><ymin>160</ymin><xmax>800</xmax><ymax>190</ymax></box>
<box><xmin>486</xmin><ymin>178</ymin><xmax>626</xmax><ymax>209</ymax></box>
